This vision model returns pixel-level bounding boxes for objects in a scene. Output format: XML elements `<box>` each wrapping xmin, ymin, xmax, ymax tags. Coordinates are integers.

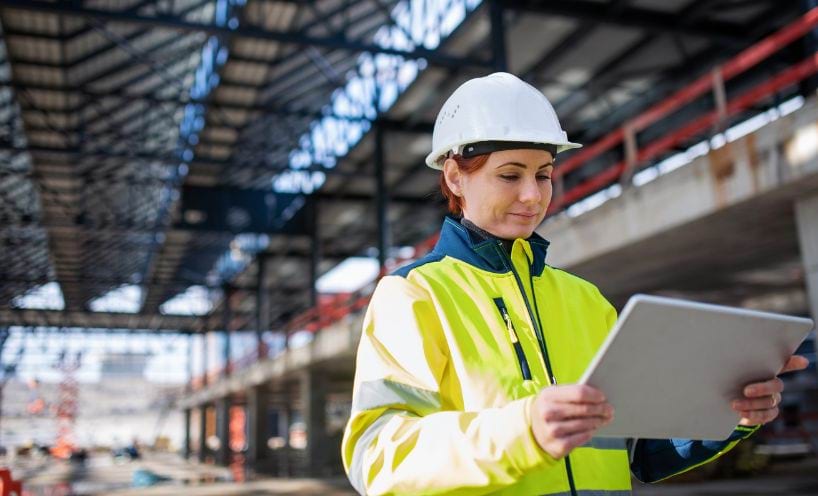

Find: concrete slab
<box><xmin>539</xmin><ymin>98</ymin><xmax>818</xmax><ymax>309</ymax></box>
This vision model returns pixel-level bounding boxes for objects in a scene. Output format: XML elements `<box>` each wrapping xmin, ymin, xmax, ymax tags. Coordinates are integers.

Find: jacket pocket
<box><xmin>493</xmin><ymin>298</ymin><xmax>532</xmax><ymax>381</ymax></box>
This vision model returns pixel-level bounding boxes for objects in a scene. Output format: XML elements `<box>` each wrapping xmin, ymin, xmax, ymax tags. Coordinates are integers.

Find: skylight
<box><xmin>272</xmin><ymin>0</ymin><xmax>483</xmax><ymax>195</ymax></box>
<box><xmin>89</xmin><ymin>285</ymin><xmax>142</xmax><ymax>314</ymax></box>
<box><xmin>160</xmin><ymin>285</ymin><xmax>213</xmax><ymax>316</ymax></box>
<box><xmin>11</xmin><ymin>282</ymin><xmax>64</xmax><ymax>310</ymax></box>
<box><xmin>316</xmin><ymin>257</ymin><xmax>380</xmax><ymax>294</ymax></box>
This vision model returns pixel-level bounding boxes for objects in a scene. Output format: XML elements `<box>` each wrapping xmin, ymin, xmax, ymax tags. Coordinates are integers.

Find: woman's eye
<box><xmin>499</xmin><ymin>175</ymin><xmax>518</xmax><ymax>181</ymax></box>
<box><xmin>537</xmin><ymin>175</ymin><xmax>552</xmax><ymax>181</ymax></box>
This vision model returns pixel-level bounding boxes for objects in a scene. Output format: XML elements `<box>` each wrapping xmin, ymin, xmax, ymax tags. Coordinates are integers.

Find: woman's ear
<box><xmin>443</xmin><ymin>158</ymin><xmax>463</xmax><ymax>197</ymax></box>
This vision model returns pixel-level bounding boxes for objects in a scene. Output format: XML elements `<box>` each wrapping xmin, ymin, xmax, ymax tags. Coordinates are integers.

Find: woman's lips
<box><xmin>510</xmin><ymin>212</ymin><xmax>538</xmax><ymax>218</ymax></box>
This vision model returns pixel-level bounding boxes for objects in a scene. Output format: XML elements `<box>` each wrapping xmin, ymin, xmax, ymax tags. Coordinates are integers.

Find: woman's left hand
<box><xmin>732</xmin><ymin>355</ymin><xmax>809</xmax><ymax>426</ymax></box>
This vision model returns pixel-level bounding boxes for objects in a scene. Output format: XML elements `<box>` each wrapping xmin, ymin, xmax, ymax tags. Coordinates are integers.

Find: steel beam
<box><xmin>0</xmin><ymin>308</ymin><xmax>201</xmax><ymax>331</ymax></box>
<box><xmin>489</xmin><ymin>0</ymin><xmax>507</xmax><ymax>72</ymax></box>
<box><xmin>503</xmin><ymin>0</ymin><xmax>750</xmax><ymax>45</ymax></box>
<box><xmin>0</xmin><ymin>0</ymin><xmax>490</xmax><ymax>70</ymax></box>
<box><xmin>374</xmin><ymin>123</ymin><xmax>389</xmax><ymax>270</ymax></box>
<box><xmin>0</xmin><ymin>138</ymin><xmax>367</xmax><ymax>178</ymax></box>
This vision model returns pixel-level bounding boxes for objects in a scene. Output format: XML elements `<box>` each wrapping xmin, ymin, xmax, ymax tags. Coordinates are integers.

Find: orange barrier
<box><xmin>0</xmin><ymin>469</ymin><xmax>22</xmax><ymax>496</ymax></box>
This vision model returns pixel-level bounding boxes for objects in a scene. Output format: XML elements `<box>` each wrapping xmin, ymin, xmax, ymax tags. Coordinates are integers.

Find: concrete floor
<box><xmin>5</xmin><ymin>453</ymin><xmax>818</xmax><ymax>495</ymax></box>
<box><xmin>632</xmin><ymin>457</ymin><xmax>818</xmax><ymax>495</ymax></box>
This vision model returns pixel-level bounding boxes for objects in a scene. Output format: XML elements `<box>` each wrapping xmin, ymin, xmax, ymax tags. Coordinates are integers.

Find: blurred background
<box><xmin>0</xmin><ymin>0</ymin><xmax>817</xmax><ymax>494</ymax></box>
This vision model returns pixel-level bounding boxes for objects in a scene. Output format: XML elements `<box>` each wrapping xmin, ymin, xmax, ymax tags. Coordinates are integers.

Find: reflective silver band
<box><xmin>348</xmin><ymin>412</ymin><xmax>399</xmax><ymax>495</ymax></box>
<box><xmin>543</xmin><ymin>491</ymin><xmax>632</xmax><ymax>496</ymax></box>
<box><xmin>353</xmin><ymin>379</ymin><xmax>441</xmax><ymax>415</ymax></box>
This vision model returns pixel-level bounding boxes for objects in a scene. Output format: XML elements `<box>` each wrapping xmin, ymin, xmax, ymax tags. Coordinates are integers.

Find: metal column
<box><xmin>215</xmin><ymin>398</ymin><xmax>230</xmax><ymax>466</ymax></box>
<box><xmin>197</xmin><ymin>404</ymin><xmax>208</xmax><ymax>462</ymax></box>
<box><xmin>374</xmin><ymin>123</ymin><xmax>390</xmax><ymax>271</ymax></box>
<box><xmin>301</xmin><ymin>369</ymin><xmax>327</xmax><ymax>476</ymax></box>
<box><xmin>246</xmin><ymin>386</ymin><xmax>269</xmax><ymax>471</ymax></box>
<box><xmin>222</xmin><ymin>285</ymin><xmax>232</xmax><ymax>377</ymax></box>
<box><xmin>309</xmin><ymin>200</ymin><xmax>321</xmax><ymax>308</ymax></box>
<box><xmin>489</xmin><ymin>0</ymin><xmax>507</xmax><ymax>72</ymax></box>
<box><xmin>183</xmin><ymin>408</ymin><xmax>192</xmax><ymax>459</ymax></box>
<box><xmin>279</xmin><ymin>400</ymin><xmax>291</xmax><ymax>477</ymax></box>
<box><xmin>257</xmin><ymin>255</ymin><xmax>269</xmax><ymax>360</ymax></box>
<box><xmin>202</xmin><ymin>322</ymin><xmax>210</xmax><ymax>387</ymax></box>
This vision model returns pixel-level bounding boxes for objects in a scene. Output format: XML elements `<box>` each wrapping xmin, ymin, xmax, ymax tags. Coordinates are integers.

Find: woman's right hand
<box><xmin>529</xmin><ymin>385</ymin><xmax>614</xmax><ymax>459</ymax></box>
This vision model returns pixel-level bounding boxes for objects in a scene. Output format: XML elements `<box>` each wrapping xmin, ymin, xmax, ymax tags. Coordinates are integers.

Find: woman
<box><xmin>341</xmin><ymin>72</ymin><xmax>807</xmax><ymax>495</ymax></box>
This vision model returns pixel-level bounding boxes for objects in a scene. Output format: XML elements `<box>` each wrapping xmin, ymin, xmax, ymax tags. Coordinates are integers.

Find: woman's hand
<box><xmin>529</xmin><ymin>385</ymin><xmax>614</xmax><ymax>459</ymax></box>
<box><xmin>732</xmin><ymin>355</ymin><xmax>809</xmax><ymax>426</ymax></box>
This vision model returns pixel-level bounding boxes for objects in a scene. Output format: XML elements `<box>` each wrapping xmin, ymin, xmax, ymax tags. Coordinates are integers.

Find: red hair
<box><xmin>439</xmin><ymin>153</ymin><xmax>491</xmax><ymax>215</ymax></box>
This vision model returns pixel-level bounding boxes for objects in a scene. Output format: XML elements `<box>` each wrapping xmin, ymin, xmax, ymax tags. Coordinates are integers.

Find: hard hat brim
<box><xmin>425</xmin><ymin>139</ymin><xmax>582</xmax><ymax>170</ymax></box>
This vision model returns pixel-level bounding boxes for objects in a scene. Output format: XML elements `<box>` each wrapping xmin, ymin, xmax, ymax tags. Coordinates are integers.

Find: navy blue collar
<box><xmin>432</xmin><ymin>216</ymin><xmax>550</xmax><ymax>275</ymax></box>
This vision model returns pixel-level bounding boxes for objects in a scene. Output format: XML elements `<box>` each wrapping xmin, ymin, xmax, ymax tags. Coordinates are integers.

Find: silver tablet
<box><xmin>579</xmin><ymin>294</ymin><xmax>814</xmax><ymax>440</ymax></box>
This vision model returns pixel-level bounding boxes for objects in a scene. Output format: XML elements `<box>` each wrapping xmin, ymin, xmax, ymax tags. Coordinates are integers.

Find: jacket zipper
<box><xmin>493</xmin><ymin>298</ymin><xmax>532</xmax><ymax>380</ymax></box>
<box><xmin>498</xmin><ymin>242</ymin><xmax>578</xmax><ymax>496</ymax></box>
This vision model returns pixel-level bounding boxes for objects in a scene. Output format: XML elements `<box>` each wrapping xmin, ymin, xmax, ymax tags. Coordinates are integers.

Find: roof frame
<box><xmin>1</xmin><ymin>0</ymin><xmax>491</xmax><ymax>70</ymax></box>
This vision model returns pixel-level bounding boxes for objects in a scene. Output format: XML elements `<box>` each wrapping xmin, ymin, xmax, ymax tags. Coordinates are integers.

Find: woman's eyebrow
<box><xmin>496</xmin><ymin>161</ymin><xmax>554</xmax><ymax>169</ymax></box>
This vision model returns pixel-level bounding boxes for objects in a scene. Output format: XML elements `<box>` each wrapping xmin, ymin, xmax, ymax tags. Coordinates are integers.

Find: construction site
<box><xmin>1</xmin><ymin>0</ymin><xmax>818</xmax><ymax>494</ymax></box>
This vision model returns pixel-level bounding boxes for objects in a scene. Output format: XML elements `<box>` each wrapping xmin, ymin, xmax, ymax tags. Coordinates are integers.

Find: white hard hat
<box><xmin>425</xmin><ymin>72</ymin><xmax>581</xmax><ymax>169</ymax></box>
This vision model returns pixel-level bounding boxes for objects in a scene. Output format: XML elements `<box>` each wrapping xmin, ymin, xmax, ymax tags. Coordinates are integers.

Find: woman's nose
<box><xmin>519</xmin><ymin>178</ymin><xmax>542</xmax><ymax>204</ymax></box>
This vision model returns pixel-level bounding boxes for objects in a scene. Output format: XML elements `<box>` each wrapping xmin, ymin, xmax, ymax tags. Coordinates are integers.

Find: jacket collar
<box><xmin>433</xmin><ymin>216</ymin><xmax>550</xmax><ymax>275</ymax></box>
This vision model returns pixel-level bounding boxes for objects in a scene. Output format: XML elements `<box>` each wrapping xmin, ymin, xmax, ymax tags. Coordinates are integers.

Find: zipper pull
<box><xmin>502</xmin><ymin>308</ymin><xmax>519</xmax><ymax>344</ymax></box>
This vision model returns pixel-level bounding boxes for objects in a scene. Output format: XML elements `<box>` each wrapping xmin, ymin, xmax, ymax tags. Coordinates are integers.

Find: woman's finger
<box><xmin>743</xmin><ymin>378</ymin><xmax>783</xmax><ymax>398</ymax></box>
<box><xmin>732</xmin><ymin>393</ymin><xmax>780</xmax><ymax>412</ymax></box>
<box><xmin>546</xmin><ymin>417</ymin><xmax>608</xmax><ymax>439</ymax></box>
<box><xmin>738</xmin><ymin>407</ymin><xmax>779</xmax><ymax>425</ymax></box>
<box><xmin>780</xmin><ymin>355</ymin><xmax>809</xmax><ymax>374</ymax></box>
<box><xmin>541</xmin><ymin>402</ymin><xmax>613</xmax><ymax>422</ymax></box>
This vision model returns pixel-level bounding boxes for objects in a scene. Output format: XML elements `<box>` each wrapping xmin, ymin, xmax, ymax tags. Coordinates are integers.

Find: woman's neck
<box><xmin>460</xmin><ymin>217</ymin><xmax>515</xmax><ymax>252</ymax></box>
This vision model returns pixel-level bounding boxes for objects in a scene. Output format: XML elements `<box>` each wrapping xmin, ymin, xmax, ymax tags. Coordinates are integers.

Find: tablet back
<box><xmin>579</xmin><ymin>294</ymin><xmax>814</xmax><ymax>440</ymax></box>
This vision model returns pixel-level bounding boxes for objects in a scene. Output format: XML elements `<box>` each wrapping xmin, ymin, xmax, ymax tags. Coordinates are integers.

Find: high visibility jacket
<box><xmin>342</xmin><ymin>217</ymin><xmax>757</xmax><ymax>495</ymax></box>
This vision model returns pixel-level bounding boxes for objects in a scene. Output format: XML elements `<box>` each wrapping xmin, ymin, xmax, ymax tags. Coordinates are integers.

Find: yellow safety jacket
<box><xmin>342</xmin><ymin>217</ymin><xmax>756</xmax><ymax>495</ymax></box>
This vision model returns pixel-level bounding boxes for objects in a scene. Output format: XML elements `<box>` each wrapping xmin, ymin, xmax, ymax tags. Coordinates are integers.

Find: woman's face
<box><xmin>444</xmin><ymin>148</ymin><xmax>554</xmax><ymax>240</ymax></box>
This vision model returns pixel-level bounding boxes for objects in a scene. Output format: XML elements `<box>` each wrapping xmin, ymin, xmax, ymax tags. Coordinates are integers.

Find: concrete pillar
<box><xmin>795</xmin><ymin>194</ymin><xmax>818</xmax><ymax>320</ymax></box>
<box><xmin>183</xmin><ymin>408</ymin><xmax>192</xmax><ymax>459</ymax></box>
<box><xmin>222</xmin><ymin>286</ymin><xmax>232</xmax><ymax>377</ymax></box>
<box><xmin>216</xmin><ymin>398</ymin><xmax>230</xmax><ymax>466</ymax></box>
<box><xmin>197</xmin><ymin>405</ymin><xmax>208</xmax><ymax>463</ymax></box>
<box><xmin>279</xmin><ymin>402</ymin><xmax>292</xmax><ymax>477</ymax></box>
<box><xmin>246</xmin><ymin>386</ymin><xmax>269</xmax><ymax>470</ymax></box>
<box><xmin>795</xmin><ymin>193</ymin><xmax>818</xmax><ymax>454</ymax></box>
<box><xmin>302</xmin><ymin>369</ymin><xmax>328</xmax><ymax>476</ymax></box>
<box><xmin>257</xmin><ymin>255</ymin><xmax>270</xmax><ymax>360</ymax></box>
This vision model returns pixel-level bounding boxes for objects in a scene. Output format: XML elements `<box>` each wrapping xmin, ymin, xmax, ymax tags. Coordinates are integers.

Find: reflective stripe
<box><xmin>543</xmin><ymin>491</ymin><xmax>632</xmax><ymax>496</ymax></box>
<box><xmin>349</xmin><ymin>412</ymin><xmax>398</xmax><ymax>495</ymax></box>
<box><xmin>581</xmin><ymin>437</ymin><xmax>628</xmax><ymax>451</ymax></box>
<box><xmin>353</xmin><ymin>379</ymin><xmax>441</xmax><ymax>414</ymax></box>
<box><xmin>627</xmin><ymin>438</ymin><xmax>637</xmax><ymax>464</ymax></box>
